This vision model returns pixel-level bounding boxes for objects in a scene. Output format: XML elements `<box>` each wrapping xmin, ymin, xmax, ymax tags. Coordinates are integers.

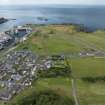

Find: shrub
<box><xmin>9</xmin><ymin>90</ymin><xmax>74</xmax><ymax>105</ymax></box>
<box><xmin>82</xmin><ymin>76</ymin><xmax>105</xmax><ymax>83</ymax></box>
<box><xmin>37</xmin><ymin>66</ymin><xmax>71</xmax><ymax>78</ymax></box>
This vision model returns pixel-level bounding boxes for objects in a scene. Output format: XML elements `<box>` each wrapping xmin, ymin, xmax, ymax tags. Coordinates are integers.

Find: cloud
<box><xmin>0</xmin><ymin>0</ymin><xmax>105</xmax><ymax>5</ymax></box>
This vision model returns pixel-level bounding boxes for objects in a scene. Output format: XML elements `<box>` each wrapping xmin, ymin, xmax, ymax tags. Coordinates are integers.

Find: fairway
<box><xmin>34</xmin><ymin>77</ymin><xmax>72</xmax><ymax>97</ymax></box>
<box><xmin>76</xmin><ymin>80</ymin><xmax>105</xmax><ymax>105</ymax></box>
<box><xmin>71</xmin><ymin>57</ymin><xmax>105</xmax><ymax>77</ymax></box>
<box><xmin>16</xmin><ymin>25</ymin><xmax>105</xmax><ymax>54</ymax></box>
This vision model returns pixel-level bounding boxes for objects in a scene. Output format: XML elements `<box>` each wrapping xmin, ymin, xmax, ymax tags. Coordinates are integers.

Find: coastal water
<box><xmin>0</xmin><ymin>5</ymin><xmax>105</xmax><ymax>32</ymax></box>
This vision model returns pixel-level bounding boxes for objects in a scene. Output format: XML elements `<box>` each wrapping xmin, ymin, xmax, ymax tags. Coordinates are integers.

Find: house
<box><xmin>16</xmin><ymin>28</ymin><xmax>27</xmax><ymax>37</ymax></box>
<box><xmin>11</xmin><ymin>74</ymin><xmax>22</xmax><ymax>81</ymax></box>
<box><xmin>79</xmin><ymin>51</ymin><xmax>95</xmax><ymax>57</ymax></box>
<box><xmin>0</xmin><ymin>89</ymin><xmax>12</xmax><ymax>101</ymax></box>
<box><xmin>10</xmin><ymin>84</ymin><xmax>23</xmax><ymax>94</ymax></box>
<box><xmin>44</xmin><ymin>61</ymin><xmax>52</xmax><ymax>69</ymax></box>
<box><xmin>15</xmin><ymin>26</ymin><xmax>32</xmax><ymax>37</ymax></box>
<box><xmin>95</xmin><ymin>51</ymin><xmax>105</xmax><ymax>58</ymax></box>
<box><xmin>0</xmin><ymin>32</ymin><xmax>12</xmax><ymax>49</ymax></box>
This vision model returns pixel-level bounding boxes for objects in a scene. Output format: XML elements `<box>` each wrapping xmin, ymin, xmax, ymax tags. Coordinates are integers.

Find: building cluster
<box><xmin>14</xmin><ymin>26</ymin><xmax>32</xmax><ymax>38</ymax></box>
<box><xmin>36</xmin><ymin>56</ymin><xmax>53</xmax><ymax>71</ymax></box>
<box><xmin>36</xmin><ymin>55</ymin><xmax>65</xmax><ymax>71</ymax></box>
<box><xmin>0</xmin><ymin>51</ymin><xmax>37</xmax><ymax>101</ymax></box>
<box><xmin>0</xmin><ymin>50</ymin><xmax>66</xmax><ymax>101</ymax></box>
<box><xmin>0</xmin><ymin>32</ymin><xmax>13</xmax><ymax>50</ymax></box>
<box><xmin>0</xmin><ymin>26</ymin><xmax>32</xmax><ymax>50</ymax></box>
<box><xmin>79</xmin><ymin>50</ymin><xmax>105</xmax><ymax>58</ymax></box>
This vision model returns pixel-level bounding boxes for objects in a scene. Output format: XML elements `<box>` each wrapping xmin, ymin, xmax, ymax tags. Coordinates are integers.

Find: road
<box><xmin>71</xmin><ymin>78</ymin><xmax>79</xmax><ymax>105</ymax></box>
<box><xmin>65</xmin><ymin>56</ymin><xmax>79</xmax><ymax>105</ymax></box>
<box><xmin>4</xmin><ymin>45</ymin><xmax>18</xmax><ymax>55</ymax></box>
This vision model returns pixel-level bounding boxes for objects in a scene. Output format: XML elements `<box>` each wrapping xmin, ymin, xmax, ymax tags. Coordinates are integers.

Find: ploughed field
<box><xmin>6</xmin><ymin>24</ymin><xmax>105</xmax><ymax>105</ymax></box>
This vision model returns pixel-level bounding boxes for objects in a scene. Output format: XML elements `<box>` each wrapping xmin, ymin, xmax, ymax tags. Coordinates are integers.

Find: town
<box><xmin>0</xmin><ymin>26</ymin><xmax>35</xmax><ymax>100</ymax></box>
<box><xmin>0</xmin><ymin>51</ymin><xmax>38</xmax><ymax>100</ymax></box>
<box><xmin>0</xmin><ymin>49</ymin><xmax>67</xmax><ymax>101</ymax></box>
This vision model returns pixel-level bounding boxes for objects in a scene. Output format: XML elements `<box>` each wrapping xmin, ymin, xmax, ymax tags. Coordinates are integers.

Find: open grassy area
<box><xmin>71</xmin><ymin>57</ymin><xmax>105</xmax><ymax>78</ymax></box>
<box><xmin>76</xmin><ymin>80</ymin><xmax>105</xmax><ymax>105</ymax></box>
<box><xmin>16</xmin><ymin>25</ymin><xmax>105</xmax><ymax>54</ymax></box>
<box><xmin>7</xmin><ymin>78</ymin><xmax>105</xmax><ymax>105</ymax></box>
<box><xmin>8</xmin><ymin>77</ymin><xmax>73</xmax><ymax>105</ymax></box>
<box><xmin>33</xmin><ymin>77</ymin><xmax>72</xmax><ymax>98</ymax></box>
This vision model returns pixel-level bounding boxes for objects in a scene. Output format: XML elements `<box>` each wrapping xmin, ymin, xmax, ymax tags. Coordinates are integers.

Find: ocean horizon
<box><xmin>0</xmin><ymin>5</ymin><xmax>105</xmax><ymax>32</ymax></box>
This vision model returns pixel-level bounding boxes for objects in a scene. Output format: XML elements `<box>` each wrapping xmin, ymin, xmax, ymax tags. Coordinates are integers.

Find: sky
<box><xmin>0</xmin><ymin>0</ymin><xmax>104</xmax><ymax>5</ymax></box>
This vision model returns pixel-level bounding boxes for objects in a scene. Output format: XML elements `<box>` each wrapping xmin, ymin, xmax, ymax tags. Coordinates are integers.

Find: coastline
<box><xmin>26</xmin><ymin>23</ymin><xmax>94</xmax><ymax>32</ymax></box>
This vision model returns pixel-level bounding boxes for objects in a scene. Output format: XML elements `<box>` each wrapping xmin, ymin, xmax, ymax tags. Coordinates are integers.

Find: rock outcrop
<box><xmin>0</xmin><ymin>17</ymin><xmax>8</xmax><ymax>24</ymax></box>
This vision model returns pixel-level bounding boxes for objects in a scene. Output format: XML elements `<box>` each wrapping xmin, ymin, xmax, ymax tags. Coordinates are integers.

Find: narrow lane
<box><xmin>71</xmin><ymin>78</ymin><xmax>79</xmax><ymax>105</ymax></box>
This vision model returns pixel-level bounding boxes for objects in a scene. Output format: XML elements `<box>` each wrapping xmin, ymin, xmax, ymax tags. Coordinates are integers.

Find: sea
<box><xmin>0</xmin><ymin>5</ymin><xmax>105</xmax><ymax>32</ymax></box>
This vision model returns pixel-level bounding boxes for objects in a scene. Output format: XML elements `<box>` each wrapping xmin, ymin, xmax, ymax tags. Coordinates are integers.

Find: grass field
<box><xmin>8</xmin><ymin>78</ymin><xmax>105</xmax><ymax>105</ymax></box>
<box><xmin>16</xmin><ymin>25</ymin><xmax>105</xmax><ymax>54</ymax></box>
<box><xmin>33</xmin><ymin>77</ymin><xmax>72</xmax><ymax>98</ymax></box>
<box><xmin>76</xmin><ymin>80</ymin><xmax>105</xmax><ymax>105</ymax></box>
<box><xmin>9</xmin><ymin>77</ymin><xmax>73</xmax><ymax>104</ymax></box>
<box><xmin>71</xmin><ymin>57</ymin><xmax>105</xmax><ymax>78</ymax></box>
<box><xmin>7</xmin><ymin>24</ymin><xmax>105</xmax><ymax>105</ymax></box>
